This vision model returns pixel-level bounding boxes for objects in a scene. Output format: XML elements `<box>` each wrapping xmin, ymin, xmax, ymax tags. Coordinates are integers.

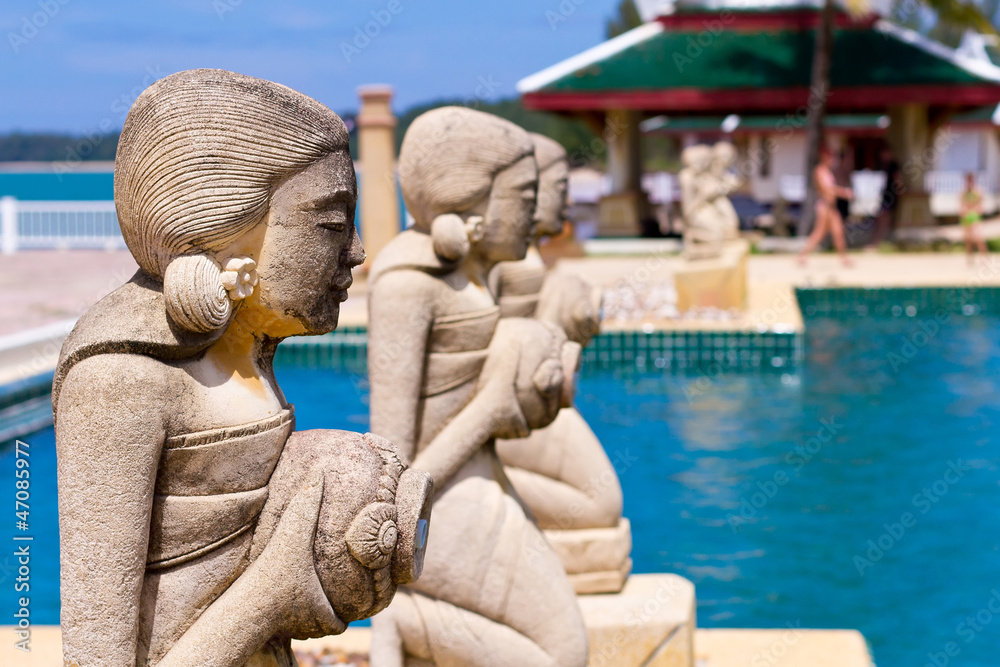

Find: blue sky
<box><xmin>0</xmin><ymin>0</ymin><xmax>620</xmax><ymax>133</ymax></box>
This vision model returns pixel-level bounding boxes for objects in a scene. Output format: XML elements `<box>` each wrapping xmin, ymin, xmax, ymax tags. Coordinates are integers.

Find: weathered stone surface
<box><xmin>53</xmin><ymin>68</ymin><xmax>428</xmax><ymax>667</ymax></box>
<box><xmin>493</xmin><ymin>134</ymin><xmax>629</xmax><ymax>594</ymax></box>
<box><xmin>367</xmin><ymin>108</ymin><xmax>588</xmax><ymax>666</ymax></box>
<box><xmin>694</xmin><ymin>628</ymin><xmax>874</xmax><ymax>666</ymax></box>
<box><xmin>580</xmin><ymin>574</ymin><xmax>696</xmax><ymax>667</ymax></box>
<box><xmin>545</xmin><ymin>519</ymin><xmax>633</xmax><ymax>575</ymax></box>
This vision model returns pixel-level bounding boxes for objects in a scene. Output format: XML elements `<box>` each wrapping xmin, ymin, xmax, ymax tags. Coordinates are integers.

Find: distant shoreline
<box><xmin>0</xmin><ymin>161</ymin><xmax>116</xmax><ymax>173</ymax></box>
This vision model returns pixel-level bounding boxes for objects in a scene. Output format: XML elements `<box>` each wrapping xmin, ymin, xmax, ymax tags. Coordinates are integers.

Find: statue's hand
<box><xmin>249</xmin><ymin>470</ymin><xmax>345</xmax><ymax>640</ymax></box>
<box><xmin>536</xmin><ymin>272</ymin><xmax>602</xmax><ymax>346</ymax></box>
<box><xmin>155</xmin><ymin>472</ymin><xmax>342</xmax><ymax>667</ymax></box>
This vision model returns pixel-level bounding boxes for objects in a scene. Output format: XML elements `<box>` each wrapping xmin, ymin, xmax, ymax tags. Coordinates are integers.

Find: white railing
<box><xmin>568</xmin><ymin>171</ymin><xmax>679</xmax><ymax>205</ymax></box>
<box><xmin>0</xmin><ymin>197</ymin><xmax>125</xmax><ymax>254</ymax></box>
<box><xmin>925</xmin><ymin>170</ymin><xmax>994</xmax><ymax>193</ymax></box>
<box><xmin>780</xmin><ymin>171</ymin><xmax>996</xmax><ymax>201</ymax></box>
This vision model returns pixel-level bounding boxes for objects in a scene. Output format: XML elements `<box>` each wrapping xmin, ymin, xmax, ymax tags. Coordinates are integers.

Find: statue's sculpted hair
<box><xmin>398</xmin><ymin>106</ymin><xmax>535</xmax><ymax>230</ymax></box>
<box><xmin>113</xmin><ymin>69</ymin><xmax>349</xmax><ymax>333</ymax></box>
<box><xmin>115</xmin><ymin>68</ymin><xmax>349</xmax><ymax>279</ymax></box>
<box><xmin>529</xmin><ymin>133</ymin><xmax>568</xmax><ymax>173</ymax></box>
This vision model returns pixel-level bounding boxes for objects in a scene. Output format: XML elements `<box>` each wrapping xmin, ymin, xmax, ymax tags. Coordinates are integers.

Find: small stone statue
<box><xmin>681</xmin><ymin>141</ymin><xmax>741</xmax><ymax>259</ymax></box>
<box><xmin>710</xmin><ymin>141</ymin><xmax>741</xmax><ymax>241</ymax></box>
<box><xmin>53</xmin><ymin>69</ymin><xmax>431</xmax><ymax>667</ymax></box>
<box><xmin>368</xmin><ymin>108</ymin><xmax>588</xmax><ymax>666</ymax></box>
<box><xmin>493</xmin><ymin>134</ymin><xmax>632</xmax><ymax>594</ymax></box>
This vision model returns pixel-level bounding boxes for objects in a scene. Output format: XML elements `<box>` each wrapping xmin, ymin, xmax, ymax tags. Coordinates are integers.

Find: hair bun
<box><xmin>163</xmin><ymin>254</ymin><xmax>232</xmax><ymax>333</ymax></box>
<box><xmin>430</xmin><ymin>213</ymin><xmax>470</xmax><ymax>263</ymax></box>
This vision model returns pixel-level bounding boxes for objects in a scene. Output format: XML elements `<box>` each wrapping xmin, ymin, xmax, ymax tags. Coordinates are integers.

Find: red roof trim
<box><xmin>522</xmin><ymin>85</ymin><xmax>1000</xmax><ymax>112</ymax></box>
<box><xmin>648</xmin><ymin>125</ymin><xmax>887</xmax><ymax>137</ymax></box>
<box><xmin>655</xmin><ymin>9</ymin><xmax>879</xmax><ymax>31</ymax></box>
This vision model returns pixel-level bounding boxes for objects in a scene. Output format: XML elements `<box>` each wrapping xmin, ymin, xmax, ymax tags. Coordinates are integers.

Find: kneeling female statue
<box><xmin>53</xmin><ymin>69</ymin><xmax>431</xmax><ymax>667</ymax></box>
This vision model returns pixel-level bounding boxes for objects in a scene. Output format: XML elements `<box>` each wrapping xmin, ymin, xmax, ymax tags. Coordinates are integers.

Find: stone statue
<box><xmin>53</xmin><ymin>69</ymin><xmax>431</xmax><ymax>667</ymax></box>
<box><xmin>680</xmin><ymin>142</ymin><xmax>741</xmax><ymax>259</ymax></box>
<box><xmin>367</xmin><ymin>107</ymin><xmax>589</xmax><ymax>667</ymax></box>
<box><xmin>710</xmin><ymin>141</ymin><xmax>741</xmax><ymax>241</ymax></box>
<box><xmin>492</xmin><ymin>134</ymin><xmax>631</xmax><ymax>594</ymax></box>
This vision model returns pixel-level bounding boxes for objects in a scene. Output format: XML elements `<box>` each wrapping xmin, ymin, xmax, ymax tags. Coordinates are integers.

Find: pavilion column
<box><xmin>885</xmin><ymin>103</ymin><xmax>934</xmax><ymax>228</ymax></box>
<box><xmin>599</xmin><ymin>108</ymin><xmax>649</xmax><ymax>236</ymax></box>
<box><xmin>357</xmin><ymin>85</ymin><xmax>401</xmax><ymax>266</ymax></box>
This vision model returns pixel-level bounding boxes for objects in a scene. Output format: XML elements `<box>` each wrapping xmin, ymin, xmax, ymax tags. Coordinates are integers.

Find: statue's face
<box><xmin>471</xmin><ymin>155</ymin><xmax>537</xmax><ymax>264</ymax></box>
<box><xmin>712</xmin><ymin>144</ymin><xmax>735</xmax><ymax>173</ymax></box>
<box><xmin>533</xmin><ymin>159</ymin><xmax>569</xmax><ymax>240</ymax></box>
<box><xmin>251</xmin><ymin>150</ymin><xmax>364</xmax><ymax>336</ymax></box>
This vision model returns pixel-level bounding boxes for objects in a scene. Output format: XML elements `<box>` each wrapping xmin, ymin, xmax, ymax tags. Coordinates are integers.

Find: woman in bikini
<box><xmin>960</xmin><ymin>171</ymin><xmax>989</xmax><ymax>265</ymax></box>
<box><xmin>798</xmin><ymin>145</ymin><xmax>853</xmax><ymax>267</ymax></box>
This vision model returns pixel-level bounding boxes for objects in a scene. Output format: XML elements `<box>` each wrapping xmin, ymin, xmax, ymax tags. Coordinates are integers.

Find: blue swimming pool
<box><xmin>3</xmin><ymin>299</ymin><xmax>999</xmax><ymax>665</ymax></box>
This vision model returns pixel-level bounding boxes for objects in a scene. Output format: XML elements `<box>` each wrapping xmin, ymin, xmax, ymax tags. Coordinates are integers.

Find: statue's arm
<box><xmin>685</xmin><ymin>180</ymin><xmax>714</xmax><ymax>215</ymax></box>
<box><xmin>55</xmin><ymin>354</ymin><xmax>166</xmax><ymax>667</ymax></box>
<box><xmin>367</xmin><ymin>270</ymin><xmax>435</xmax><ymax>463</ymax></box>
<box><xmin>410</xmin><ymin>386</ymin><xmax>519</xmax><ymax>488</ymax></box>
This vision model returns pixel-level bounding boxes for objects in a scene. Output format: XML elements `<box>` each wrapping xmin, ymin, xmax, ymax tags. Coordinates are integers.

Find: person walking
<box><xmin>798</xmin><ymin>145</ymin><xmax>854</xmax><ymax>267</ymax></box>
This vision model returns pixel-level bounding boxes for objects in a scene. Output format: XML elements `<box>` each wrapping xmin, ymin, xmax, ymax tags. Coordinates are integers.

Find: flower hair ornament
<box><xmin>163</xmin><ymin>254</ymin><xmax>259</xmax><ymax>333</ymax></box>
<box><xmin>221</xmin><ymin>257</ymin><xmax>259</xmax><ymax>300</ymax></box>
<box><xmin>431</xmin><ymin>213</ymin><xmax>484</xmax><ymax>263</ymax></box>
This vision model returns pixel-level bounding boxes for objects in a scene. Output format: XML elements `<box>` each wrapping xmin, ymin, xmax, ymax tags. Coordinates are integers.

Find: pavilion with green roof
<box><xmin>518</xmin><ymin>0</ymin><xmax>1000</xmax><ymax>232</ymax></box>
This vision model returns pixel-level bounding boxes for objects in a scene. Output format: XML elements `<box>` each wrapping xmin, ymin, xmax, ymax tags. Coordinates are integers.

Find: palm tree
<box><xmin>799</xmin><ymin>0</ymin><xmax>996</xmax><ymax>237</ymax></box>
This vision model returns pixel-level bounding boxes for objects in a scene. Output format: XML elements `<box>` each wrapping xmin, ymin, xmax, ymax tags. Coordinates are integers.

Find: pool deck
<box><xmin>3</xmin><ymin>248</ymin><xmax>1000</xmax><ymax>383</ymax></box>
<box><xmin>0</xmin><ymin>625</ymin><xmax>873</xmax><ymax>666</ymax></box>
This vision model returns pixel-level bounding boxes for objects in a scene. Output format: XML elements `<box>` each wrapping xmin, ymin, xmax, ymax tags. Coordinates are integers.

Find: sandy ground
<box><xmin>0</xmin><ymin>626</ymin><xmax>873</xmax><ymax>666</ymax></box>
<box><xmin>2</xmin><ymin>249</ymin><xmax>1000</xmax><ymax>338</ymax></box>
<box><xmin>0</xmin><ymin>249</ymin><xmax>138</xmax><ymax>335</ymax></box>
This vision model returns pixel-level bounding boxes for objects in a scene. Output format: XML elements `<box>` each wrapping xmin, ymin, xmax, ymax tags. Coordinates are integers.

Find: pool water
<box><xmin>4</xmin><ymin>312</ymin><xmax>999</xmax><ymax>666</ymax></box>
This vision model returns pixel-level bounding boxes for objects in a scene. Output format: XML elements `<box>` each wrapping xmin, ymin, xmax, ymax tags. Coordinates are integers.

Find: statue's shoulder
<box><xmin>369</xmin><ymin>228</ymin><xmax>455</xmax><ymax>291</ymax></box>
<box><xmin>56</xmin><ymin>351</ymin><xmax>171</xmax><ymax>421</ymax></box>
<box><xmin>369</xmin><ymin>264</ymin><xmax>445</xmax><ymax>307</ymax></box>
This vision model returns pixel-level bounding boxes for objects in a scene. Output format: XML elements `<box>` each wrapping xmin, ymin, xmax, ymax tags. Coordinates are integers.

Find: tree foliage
<box><xmin>606</xmin><ymin>0</ymin><xmax>644</xmax><ymax>38</ymax></box>
<box><xmin>0</xmin><ymin>132</ymin><xmax>120</xmax><ymax>162</ymax></box>
<box><xmin>393</xmin><ymin>98</ymin><xmax>599</xmax><ymax>166</ymax></box>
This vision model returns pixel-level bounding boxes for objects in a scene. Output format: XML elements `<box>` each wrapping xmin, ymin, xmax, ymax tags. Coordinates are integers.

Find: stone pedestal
<box><xmin>581</xmin><ymin>573</ymin><xmax>696</xmax><ymax>667</ymax></box>
<box><xmin>545</xmin><ymin>518</ymin><xmax>633</xmax><ymax>594</ymax></box>
<box><xmin>674</xmin><ymin>239</ymin><xmax>748</xmax><ymax>312</ymax></box>
<box><xmin>357</xmin><ymin>84</ymin><xmax>401</xmax><ymax>267</ymax></box>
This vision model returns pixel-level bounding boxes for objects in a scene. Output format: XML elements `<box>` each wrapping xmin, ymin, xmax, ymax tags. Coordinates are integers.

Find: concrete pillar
<box><xmin>599</xmin><ymin>109</ymin><xmax>649</xmax><ymax>236</ymax></box>
<box><xmin>886</xmin><ymin>103</ymin><xmax>934</xmax><ymax>227</ymax></box>
<box><xmin>1</xmin><ymin>196</ymin><xmax>17</xmax><ymax>255</ymax></box>
<box><xmin>357</xmin><ymin>84</ymin><xmax>400</xmax><ymax>265</ymax></box>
